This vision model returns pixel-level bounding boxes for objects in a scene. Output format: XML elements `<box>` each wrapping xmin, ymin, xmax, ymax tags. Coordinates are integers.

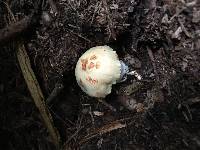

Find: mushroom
<box><xmin>75</xmin><ymin>45</ymin><xmax>129</xmax><ymax>98</ymax></box>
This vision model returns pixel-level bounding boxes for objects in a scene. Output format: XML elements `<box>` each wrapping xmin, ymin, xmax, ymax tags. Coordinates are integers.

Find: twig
<box><xmin>90</xmin><ymin>1</ymin><xmax>102</xmax><ymax>25</ymax></box>
<box><xmin>16</xmin><ymin>42</ymin><xmax>61</xmax><ymax>148</ymax></box>
<box><xmin>0</xmin><ymin>0</ymin><xmax>42</xmax><ymax>45</ymax></box>
<box><xmin>64</xmin><ymin>126</ymin><xmax>83</xmax><ymax>145</ymax></box>
<box><xmin>178</xmin><ymin>18</ymin><xmax>194</xmax><ymax>38</ymax></box>
<box><xmin>146</xmin><ymin>46</ymin><xmax>158</xmax><ymax>76</ymax></box>
<box><xmin>102</xmin><ymin>0</ymin><xmax>116</xmax><ymax>40</ymax></box>
<box><xmin>168</xmin><ymin>1</ymin><xmax>197</xmax><ymax>23</ymax></box>
<box><xmin>68</xmin><ymin>30</ymin><xmax>91</xmax><ymax>43</ymax></box>
<box><xmin>46</xmin><ymin>82</ymin><xmax>64</xmax><ymax>104</ymax></box>
<box><xmin>79</xmin><ymin>121</ymin><xmax>126</xmax><ymax>145</ymax></box>
<box><xmin>169</xmin><ymin>7</ymin><xmax>186</xmax><ymax>23</ymax></box>
<box><xmin>0</xmin><ymin>15</ymin><xmax>35</xmax><ymax>45</ymax></box>
<box><xmin>3</xmin><ymin>2</ymin><xmax>61</xmax><ymax>148</ymax></box>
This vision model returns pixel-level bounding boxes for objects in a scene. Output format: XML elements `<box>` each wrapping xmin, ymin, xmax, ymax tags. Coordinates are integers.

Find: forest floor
<box><xmin>0</xmin><ymin>0</ymin><xmax>200</xmax><ymax>150</ymax></box>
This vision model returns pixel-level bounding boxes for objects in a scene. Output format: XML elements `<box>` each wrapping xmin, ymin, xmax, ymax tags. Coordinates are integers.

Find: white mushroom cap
<box><xmin>75</xmin><ymin>46</ymin><xmax>121</xmax><ymax>97</ymax></box>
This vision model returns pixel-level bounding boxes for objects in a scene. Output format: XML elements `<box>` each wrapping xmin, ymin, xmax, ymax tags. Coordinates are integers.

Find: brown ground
<box><xmin>0</xmin><ymin>0</ymin><xmax>200</xmax><ymax>150</ymax></box>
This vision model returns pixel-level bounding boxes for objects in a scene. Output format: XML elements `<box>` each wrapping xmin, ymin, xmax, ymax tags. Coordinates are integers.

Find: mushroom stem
<box><xmin>119</xmin><ymin>61</ymin><xmax>129</xmax><ymax>82</ymax></box>
<box><xmin>127</xmin><ymin>70</ymin><xmax>142</xmax><ymax>80</ymax></box>
<box><xmin>119</xmin><ymin>60</ymin><xmax>142</xmax><ymax>81</ymax></box>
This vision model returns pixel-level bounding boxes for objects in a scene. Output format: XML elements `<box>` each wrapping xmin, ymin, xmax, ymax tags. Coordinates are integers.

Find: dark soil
<box><xmin>0</xmin><ymin>0</ymin><xmax>200</xmax><ymax>150</ymax></box>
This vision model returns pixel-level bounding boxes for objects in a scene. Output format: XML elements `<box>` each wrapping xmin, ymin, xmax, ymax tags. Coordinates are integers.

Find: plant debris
<box><xmin>0</xmin><ymin>0</ymin><xmax>200</xmax><ymax>150</ymax></box>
